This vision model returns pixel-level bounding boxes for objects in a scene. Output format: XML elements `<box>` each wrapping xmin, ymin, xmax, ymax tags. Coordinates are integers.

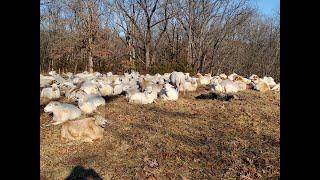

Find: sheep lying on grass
<box><xmin>160</xmin><ymin>83</ymin><xmax>179</xmax><ymax>101</ymax></box>
<box><xmin>129</xmin><ymin>87</ymin><xmax>157</xmax><ymax>104</ymax></box>
<box><xmin>80</xmin><ymin>81</ymin><xmax>101</xmax><ymax>95</ymax></box>
<box><xmin>183</xmin><ymin>78</ymin><xmax>198</xmax><ymax>92</ymax></box>
<box><xmin>271</xmin><ymin>83</ymin><xmax>280</xmax><ymax>91</ymax></box>
<box><xmin>196</xmin><ymin>73</ymin><xmax>212</xmax><ymax>85</ymax></box>
<box><xmin>210</xmin><ymin>79</ymin><xmax>240</xmax><ymax>94</ymax></box>
<box><xmin>261</xmin><ymin>76</ymin><xmax>277</xmax><ymax>88</ymax></box>
<box><xmin>251</xmin><ymin>80</ymin><xmax>270</xmax><ymax>92</ymax></box>
<box><xmin>44</xmin><ymin>101</ymin><xmax>82</xmax><ymax>125</ymax></box>
<box><xmin>97</xmin><ymin>81</ymin><xmax>113</xmax><ymax>96</ymax></box>
<box><xmin>40</xmin><ymin>84</ymin><xmax>60</xmax><ymax>100</ymax></box>
<box><xmin>76</xmin><ymin>94</ymin><xmax>106</xmax><ymax>114</ymax></box>
<box><xmin>61</xmin><ymin>114</ymin><xmax>108</xmax><ymax>143</ymax></box>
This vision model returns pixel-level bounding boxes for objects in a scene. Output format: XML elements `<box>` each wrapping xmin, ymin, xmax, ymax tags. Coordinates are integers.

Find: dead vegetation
<box><xmin>40</xmin><ymin>88</ymin><xmax>279</xmax><ymax>179</ymax></box>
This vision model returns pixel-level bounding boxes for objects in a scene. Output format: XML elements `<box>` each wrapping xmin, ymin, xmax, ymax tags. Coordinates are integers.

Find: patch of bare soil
<box><xmin>40</xmin><ymin>88</ymin><xmax>280</xmax><ymax>179</ymax></box>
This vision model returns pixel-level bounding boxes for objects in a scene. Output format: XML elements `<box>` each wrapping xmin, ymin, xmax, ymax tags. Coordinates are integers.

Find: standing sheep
<box><xmin>170</xmin><ymin>71</ymin><xmax>186</xmax><ymax>92</ymax></box>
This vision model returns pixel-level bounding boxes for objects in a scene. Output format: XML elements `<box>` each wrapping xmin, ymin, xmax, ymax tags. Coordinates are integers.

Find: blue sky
<box><xmin>252</xmin><ymin>0</ymin><xmax>279</xmax><ymax>17</ymax></box>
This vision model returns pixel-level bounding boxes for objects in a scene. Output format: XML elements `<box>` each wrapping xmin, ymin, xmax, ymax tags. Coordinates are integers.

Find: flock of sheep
<box><xmin>40</xmin><ymin>70</ymin><xmax>280</xmax><ymax>142</ymax></box>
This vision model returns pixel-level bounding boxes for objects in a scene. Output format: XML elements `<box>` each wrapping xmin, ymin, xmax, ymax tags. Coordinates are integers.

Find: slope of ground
<box><xmin>40</xmin><ymin>88</ymin><xmax>280</xmax><ymax>179</ymax></box>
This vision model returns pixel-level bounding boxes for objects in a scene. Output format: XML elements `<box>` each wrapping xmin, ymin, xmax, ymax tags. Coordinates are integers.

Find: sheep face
<box><xmin>44</xmin><ymin>101</ymin><xmax>60</xmax><ymax>113</ymax></box>
<box><xmin>249</xmin><ymin>74</ymin><xmax>259</xmax><ymax>81</ymax></box>
<box><xmin>94</xmin><ymin>115</ymin><xmax>108</xmax><ymax>128</ymax></box>
<box><xmin>219</xmin><ymin>74</ymin><xmax>228</xmax><ymax>80</ymax></box>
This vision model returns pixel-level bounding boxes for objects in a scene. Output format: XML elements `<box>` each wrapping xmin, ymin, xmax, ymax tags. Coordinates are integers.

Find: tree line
<box><xmin>40</xmin><ymin>0</ymin><xmax>280</xmax><ymax>81</ymax></box>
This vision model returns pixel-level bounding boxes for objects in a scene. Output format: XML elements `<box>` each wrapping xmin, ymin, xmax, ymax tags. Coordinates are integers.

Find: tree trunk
<box><xmin>187</xmin><ymin>0</ymin><xmax>194</xmax><ymax>66</ymax></box>
<box><xmin>88</xmin><ymin>37</ymin><xmax>94</xmax><ymax>73</ymax></box>
<box><xmin>145</xmin><ymin>43</ymin><xmax>150</xmax><ymax>71</ymax></box>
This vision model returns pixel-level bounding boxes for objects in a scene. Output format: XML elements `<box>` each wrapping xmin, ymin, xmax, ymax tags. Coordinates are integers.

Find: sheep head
<box><xmin>44</xmin><ymin>101</ymin><xmax>60</xmax><ymax>112</ymax></box>
<box><xmin>94</xmin><ymin>115</ymin><xmax>108</xmax><ymax>128</ymax></box>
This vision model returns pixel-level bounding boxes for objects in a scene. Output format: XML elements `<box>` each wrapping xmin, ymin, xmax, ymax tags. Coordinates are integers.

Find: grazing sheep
<box><xmin>61</xmin><ymin>115</ymin><xmax>107</xmax><ymax>143</ymax></box>
<box><xmin>170</xmin><ymin>71</ymin><xmax>186</xmax><ymax>92</ymax></box>
<box><xmin>160</xmin><ymin>83</ymin><xmax>179</xmax><ymax>101</ymax></box>
<box><xmin>76</xmin><ymin>94</ymin><xmax>106</xmax><ymax>114</ymax></box>
<box><xmin>44</xmin><ymin>101</ymin><xmax>82</xmax><ymax>125</ymax></box>
<box><xmin>129</xmin><ymin>87</ymin><xmax>157</xmax><ymax>104</ymax></box>
<box><xmin>40</xmin><ymin>84</ymin><xmax>60</xmax><ymax>100</ymax></box>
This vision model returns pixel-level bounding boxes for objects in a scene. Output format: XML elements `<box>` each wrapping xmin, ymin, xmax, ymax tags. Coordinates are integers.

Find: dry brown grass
<box><xmin>40</xmin><ymin>88</ymin><xmax>280</xmax><ymax>179</ymax></box>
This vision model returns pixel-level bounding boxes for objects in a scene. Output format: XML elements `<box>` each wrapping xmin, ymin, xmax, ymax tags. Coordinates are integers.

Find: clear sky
<box><xmin>253</xmin><ymin>0</ymin><xmax>279</xmax><ymax>17</ymax></box>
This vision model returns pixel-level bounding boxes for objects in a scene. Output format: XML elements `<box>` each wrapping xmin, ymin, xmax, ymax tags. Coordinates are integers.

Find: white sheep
<box><xmin>80</xmin><ymin>81</ymin><xmax>101</xmax><ymax>95</ymax></box>
<box><xmin>170</xmin><ymin>71</ymin><xmax>186</xmax><ymax>92</ymax></box>
<box><xmin>124</xmin><ymin>86</ymin><xmax>140</xmax><ymax>100</ymax></box>
<box><xmin>197</xmin><ymin>73</ymin><xmax>211</xmax><ymax>85</ymax></box>
<box><xmin>261</xmin><ymin>76</ymin><xmax>277</xmax><ymax>88</ymax></box>
<box><xmin>129</xmin><ymin>87</ymin><xmax>157</xmax><ymax>104</ymax></box>
<box><xmin>228</xmin><ymin>73</ymin><xmax>239</xmax><ymax>81</ymax></box>
<box><xmin>249</xmin><ymin>74</ymin><xmax>259</xmax><ymax>81</ymax></box>
<box><xmin>160</xmin><ymin>83</ymin><xmax>179</xmax><ymax>101</ymax></box>
<box><xmin>97</xmin><ymin>81</ymin><xmax>113</xmax><ymax>96</ymax></box>
<box><xmin>219</xmin><ymin>73</ymin><xmax>228</xmax><ymax>80</ymax></box>
<box><xmin>44</xmin><ymin>101</ymin><xmax>82</xmax><ymax>125</ymax></box>
<box><xmin>59</xmin><ymin>81</ymin><xmax>76</xmax><ymax>96</ymax></box>
<box><xmin>271</xmin><ymin>83</ymin><xmax>280</xmax><ymax>91</ymax></box>
<box><xmin>210</xmin><ymin>79</ymin><xmax>240</xmax><ymax>94</ymax></box>
<box><xmin>40</xmin><ymin>84</ymin><xmax>60</xmax><ymax>100</ymax></box>
<box><xmin>251</xmin><ymin>79</ymin><xmax>270</xmax><ymax>92</ymax></box>
<box><xmin>76</xmin><ymin>94</ymin><xmax>106</xmax><ymax>114</ymax></box>
<box><xmin>210</xmin><ymin>76</ymin><xmax>222</xmax><ymax>84</ymax></box>
<box><xmin>183</xmin><ymin>78</ymin><xmax>198</xmax><ymax>92</ymax></box>
<box><xmin>40</xmin><ymin>75</ymin><xmax>55</xmax><ymax>88</ymax></box>
<box><xmin>61</xmin><ymin>115</ymin><xmax>107</xmax><ymax>143</ymax></box>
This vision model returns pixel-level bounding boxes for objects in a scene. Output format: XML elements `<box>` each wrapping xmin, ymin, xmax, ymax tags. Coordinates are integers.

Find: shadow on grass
<box><xmin>195</xmin><ymin>92</ymin><xmax>238</xmax><ymax>101</ymax></box>
<box><xmin>65</xmin><ymin>165</ymin><xmax>102</xmax><ymax>180</ymax></box>
<box><xmin>103</xmin><ymin>95</ymin><xmax>122</xmax><ymax>103</ymax></box>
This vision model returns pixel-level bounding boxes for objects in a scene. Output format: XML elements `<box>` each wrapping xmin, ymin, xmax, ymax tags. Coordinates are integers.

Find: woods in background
<box><xmin>40</xmin><ymin>0</ymin><xmax>279</xmax><ymax>81</ymax></box>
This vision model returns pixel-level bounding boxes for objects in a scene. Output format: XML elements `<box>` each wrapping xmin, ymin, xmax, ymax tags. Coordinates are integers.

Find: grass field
<box><xmin>40</xmin><ymin>87</ymin><xmax>280</xmax><ymax>179</ymax></box>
